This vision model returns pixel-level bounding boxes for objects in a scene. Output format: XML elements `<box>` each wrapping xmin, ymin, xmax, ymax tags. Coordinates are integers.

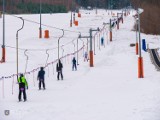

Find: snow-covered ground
<box><xmin>0</xmin><ymin>9</ymin><xmax>160</xmax><ymax>120</ymax></box>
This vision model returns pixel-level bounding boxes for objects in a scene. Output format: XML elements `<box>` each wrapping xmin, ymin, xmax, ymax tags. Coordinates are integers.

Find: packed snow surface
<box><xmin>0</xmin><ymin>9</ymin><xmax>160</xmax><ymax>120</ymax></box>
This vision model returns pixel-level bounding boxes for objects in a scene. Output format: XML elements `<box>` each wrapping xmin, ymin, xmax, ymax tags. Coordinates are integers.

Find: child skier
<box><xmin>72</xmin><ymin>57</ymin><xmax>77</xmax><ymax>71</ymax></box>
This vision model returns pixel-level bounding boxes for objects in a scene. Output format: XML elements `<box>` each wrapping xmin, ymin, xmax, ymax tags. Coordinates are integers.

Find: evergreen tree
<box><xmin>79</xmin><ymin>0</ymin><xmax>131</xmax><ymax>9</ymax></box>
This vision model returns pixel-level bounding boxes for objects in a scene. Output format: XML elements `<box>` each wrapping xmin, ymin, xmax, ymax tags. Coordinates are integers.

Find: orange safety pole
<box><xmin>117</xmin><ymin>13</ymin><xmax>119</xmax><ymax>30</ymax></box>
<box><xmin>73</xmin><ymin>12</ymin><xmax>75</xmax><ymax>23</ymax></box>
<box><xmin>1</xmin><ymin>47</ymin><xmax>5</xmax><ymax>62</ymax></box>
<box><xmin>137</xmin><ymin>8</ymin><xmax>144</xmax><ymax>78</ymax></box>
<box><xmin>70</xmin><ymin>20</ymin><xmax>72</xmax><ymax>27</ymax></box>
<box><xmin>109</xmin><ymin>19</ymin><xmax>112</xmax><ymax>42</ymax></box>
<box><xmin>138</xmin><ymin>57</ymin><xmax>144</xmax><ymax>78</ymax></box>
<box><xmin>89</xmin><ymin>50</ymin><xmax>94</xmax><ymax>67</ymax></box>
<box><xmin>110</xmin><ymin>31</ymin><xmax>112</xmax><ymax>42</ymax></box>
<box><xmin>136</xmin><ymin>43</ymin><xmax>138</xmax><ymax>55</ymax></box>
<box><xmin>70</xmin><ymin>10</ymin><xmax>73</xmax><ymax>27</ymax></box>
<box><xmin>39</xmin><ymin>29</ymin><xmax>42</xmax><ymax>38</ymax></box>
<box><xmin>118</xmin><ymin>23</ymin><xmax>119</xmax><ymax>29</ymax></box>
<box><xmin>78</xmin><ymin>13</ymin><xmax>81</xmax><ymax>18</ymax></box>
<box><xmin>117</xmin><ymin>20</ymin><xmax>119</xmax><ymax>30</ymax></box>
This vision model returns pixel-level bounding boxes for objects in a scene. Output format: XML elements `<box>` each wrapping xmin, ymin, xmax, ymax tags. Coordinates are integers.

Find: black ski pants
<box><xmin>39</xmin><ymin>79</ymin><xmax>45</xmax><ymax>89</ymax></box>
<box><xmin>18</xmin><ymin>87</ymin><xmax>27</xmax><ymax>101</ymax></box>
<box><xmin>57</xmin><ymin>71</ymin><xmax>63</xmax><ymax>80</ymax></box>
<box><xmin>72</xmin><ymin>63</ymin><xmax>77</xmax><ymax>70</ymax></box>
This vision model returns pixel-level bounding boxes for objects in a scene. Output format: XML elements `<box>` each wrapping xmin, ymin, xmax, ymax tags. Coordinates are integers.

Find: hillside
<box><xmin>0</xmin><ymin>9</ymin><xmax>160</xmax><ymax>120</ymax></box>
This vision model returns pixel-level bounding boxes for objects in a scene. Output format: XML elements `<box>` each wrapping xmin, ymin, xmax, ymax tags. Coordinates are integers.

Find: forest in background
<box><xmin>77</xmin><ymin>0</ymin><xmax>131</xmax><ymax>9</ymax></box>
<box><xmin>0</xmin><ymin>0</ymin><xmax>159</xmax><ymax>35</ymax></box>
<box><xmin>131</xmin><ymin>0</ymin><xmax>160</xmax><ymax>35</ymax></box>
<box><xmin>0</xmin><ymin>0</ymin><xmax>131</xmax><ymax>14</ymax></box>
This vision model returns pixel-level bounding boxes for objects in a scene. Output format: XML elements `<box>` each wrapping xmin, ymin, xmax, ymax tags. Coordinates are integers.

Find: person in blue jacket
<box><xmin>37</xmin><ymin>67</ymin><xmax>45</xmax><ymax>90</ymax></box>
<box><xmin>101</xmin><ymin>37</ymin><xmax>104</xmax><ymax>46</ymax></box>
<box><xmin>84</xmin><ymin>51</ymin><xmax>88</xmax><ymax>62</ymax></box>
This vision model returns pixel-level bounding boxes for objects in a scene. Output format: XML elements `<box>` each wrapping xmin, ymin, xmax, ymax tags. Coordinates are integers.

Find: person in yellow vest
<box><xmin>18</xmin><ymin>73</ymin><xmax>28</xmax><ymax>102</ymax></box>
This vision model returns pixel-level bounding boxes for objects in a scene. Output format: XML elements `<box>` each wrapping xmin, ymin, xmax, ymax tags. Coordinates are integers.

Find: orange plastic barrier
<box><xmin>78</xmin><ymin>13</ymin><xmax>81</xmax><ymax>18</ymax></box>
<box><xmin>74</xmin><ymin>21</ymin><xmax>78</xmax><ymax>26</ymax></box>
<box><xmin>44</xmin><ymin>30</ymin><xmax>49</xmax><ymax>38</ymax></box>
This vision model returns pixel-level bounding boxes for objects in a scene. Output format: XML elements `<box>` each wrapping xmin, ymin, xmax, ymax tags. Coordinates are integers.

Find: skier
<box><xmin>101</xmin><ymin>37</ymin><xmax>104</xmax><ymax>46</ymax></box>
<box><xmin>37</xmin><ymin>67</ymin><xmax>45</xmax><ymax>90</ymax></box>
<box><xmin>56</xmin><ymin>59</ymin><xmax>63</xmax><ymax>80</ymax></box>
<box><xmin>72</xmin><ymin>57</ymin><xmax>77</xmax><ymax>71</ymax></box>
<box><xmin>111</xmin><ymin>22</ymin><xmax>115</xmax><ymax>28</ymax></box>
<box><xmin>18</xmin><ymin>73</ymin><xmax>28</xmax><ymax>102</ymax></box>
<box><xmin>84</xmin><ymin>51</ymin><xmax>88</xmax><ymax>62</ymax></box>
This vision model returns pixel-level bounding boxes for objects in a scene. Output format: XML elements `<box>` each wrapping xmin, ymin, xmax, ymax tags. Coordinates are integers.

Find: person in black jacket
<box><xmin>72</xmin><ymin>57</ymin><xmax>77</xmax><ymax>71</ymax></box>
<box><xmin>56</xmin><ymin>60</ymin><xmax>63</xmax><ymax>80</ymax></box>
<box><xmin>37</xmin><ymin>67</ymin><xmax>45</xmax><ymax>90</ymax></box>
